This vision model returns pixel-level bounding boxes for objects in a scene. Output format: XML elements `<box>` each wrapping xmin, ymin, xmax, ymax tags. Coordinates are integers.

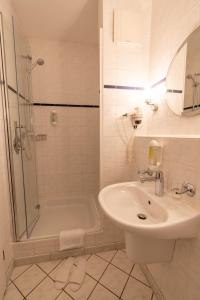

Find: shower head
<box><xmin>30</xmin><ymin>58</ymin><xmax>45</xmax><ymax>71</ymax></box>
<box><xmin>36</xmin><ymin>58</ymin><xmax>45</xmax><ymax>66</ymax></box>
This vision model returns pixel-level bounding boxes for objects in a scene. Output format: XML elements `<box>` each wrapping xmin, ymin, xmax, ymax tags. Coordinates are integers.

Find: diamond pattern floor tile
<box><xmin>49</xmin><ymin>260</ymin><xmax>69</xmax><ymax>282</ymax></box>
<box><xmin>65</xmin><ymin>274</ymin><xmax>97</xmax><ymax>300</ymax></box>
<box><xmin>111</xmin><ymin>250</ymin><xmax>134</xmax><ymax>274</ymax></box>
<box><xmin>4</xmin><ymin>283</ymin><xmax>24</xmax><ymax>300</ymax></box>
<box><xmin>89</xmin><ymin>283</ymin><xmax>119</xmax><ymax>300</ymax></box>
<box><xmin>100</xmin><ymin>264</ymin><xmax>128</xmax><ymax>297</ymax></box>
<box><xmin>56</xmin><ymin>291</ymin><xmax>73</xmax><ymax>299</ymax></box>
<box><xmin>96</xmin><ymin>250</ymin><xmax>117</xmax><ymax>262</ymax></box>
<box><xmin>11</xmin><ymin>264</ymin><xmax>32</xmax><ymax>281</ymax></box>
<box><xmin>131</xmin><ymin>265</ymin><xmax>149</xmax><ymax>286</ymax></box>
<box><xmin>74</xmin><ymin>255</ymin><xmax>91</xmax><ymax>265</ymax></box>
<box><xmin>27</xmin><ymin>277</ymin><xmax>60</xmax><ymax>300</ymax></box>
<box><xmin>86</xmin><ymin>255</ymin><xmax>109</xmax><ymax>280</ymax></box>
<box><xmin>37</xmin><ymin>260</ymin><xmax>61</xmax><ymax>274</ymax></box>
<box><xmin>14</xmin><ymin>265</ymin><xmax>46</xmax><ymax>297</ymax></box>
<box><xmin>6</xmin><ymin>251</ymin><xmax>154</xmax><ymax>300</ymax></box>
<box><xmin>121</xmin><ymin>277</ymin><xmax>153</xmax><ymax>300</ymax></box>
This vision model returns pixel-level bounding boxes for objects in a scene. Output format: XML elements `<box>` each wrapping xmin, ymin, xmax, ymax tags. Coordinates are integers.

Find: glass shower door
<box><xmin>13</xmin><ymin>18</ymin><xmax>40</xmax><ymax>238</ymax></box>
<box><xmin>0</xmin><ymin>11</ymin><xmax>40</xmax><ymax>239</ymax></box>
<box><xmin>0</xmin><ymin>12</ymin><xmax>27</xmax><ymax>239</ymax></box>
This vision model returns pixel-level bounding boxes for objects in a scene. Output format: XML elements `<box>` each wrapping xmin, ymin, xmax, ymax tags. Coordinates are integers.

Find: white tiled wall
<box><xmin>30</xmin><ymin>39</ymin><xmax>99</xmax><ymax>105</ymax></box>
<box><xmin>30</xmin><ymin>38</ymin><xmax>100</xmax><ymax>205</ymax></box>
<box><xmin>137</xmin><ymin>1</ymin><xmax>200</xmax><ymax>299</ymax></box>
<box><xmin>101</xmin><ymin>0</ymin><xmax>152</xmax><ymax>187</ymax></box>
<box><xmin>99</xmin><ymin>0</ymin><xmax>152</xmax><ymax>247</ymax></box>
<box><xmin>34</xmin><ymin>106</ymin><xmax>99</xmax><ymax>205</ymax></box>
<box><xmin>131</xmin><ymin>136</ymin><xmax>200</xmax><ymax>300</ymax></box>
<box><xmin>138</xmin><ymin>0</ymin><xmax>200</xmax><ymax>137</ymax></box>
<box><xmin>101</xmin><ymin>1</ymin><xmax>200</xmax><ymax>299</ymax></box>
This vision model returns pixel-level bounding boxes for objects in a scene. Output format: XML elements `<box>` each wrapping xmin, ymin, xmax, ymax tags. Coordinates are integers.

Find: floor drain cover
<box><xmin>137</xmin><ymin>213</ymin><xmax>147</xmax><ymax>220</ymax></box>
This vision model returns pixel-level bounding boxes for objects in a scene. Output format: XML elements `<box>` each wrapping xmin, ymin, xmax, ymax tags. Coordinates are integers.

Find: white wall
<box><xmin>132</xmin><ymin>136</ymin><xmax>200</xmax><ymax>300</ymax></box>
<box><xmin>34</xmin><ymin>105</ymin><xmax>99</xmax><ymax>205</ymax></box>
<box><xmin>101</xmin><ymin>2</ymin><xmax>200</xmax><ymax>300</ymax></box>
<box><xmin>30</xmin><ymin>38</ymin><xmax>99</xmax><ymax>205</ymax></box>
<box><xmin>99</xmin><ymin>0</ymin><xmax>152</xmax><ymax>245</ymax></box>
<box><xmin>101</xmin><ymin>0</ymin><xmax>152</xmax><ymax>187</ymax></box>
<box><xmin>30</xmin><ymin>39</ymin><xmax>99</xmax><ymax>105</ymax></box>
<box><xmin>137</xmin><ymin>0</ymin><xmax>200</xmax><ymax>137</ymax></box>
<box><xmin>138</xmin><ymin>1</ymin><xmax>200</xmax><ymax>299</ymax></box>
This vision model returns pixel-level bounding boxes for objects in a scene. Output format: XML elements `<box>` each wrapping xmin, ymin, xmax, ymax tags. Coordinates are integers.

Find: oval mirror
<box><xmin>166</xmin><ymin>26</ymin><xmax>200</xmax><ymax>116</ymax></box>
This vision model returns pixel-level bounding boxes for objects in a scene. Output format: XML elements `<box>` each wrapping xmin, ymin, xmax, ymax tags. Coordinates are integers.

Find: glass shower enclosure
<box><xmin>0</xmin><ymin>13</ymin><xmax>39</xmax><ymax>240</ymax></box>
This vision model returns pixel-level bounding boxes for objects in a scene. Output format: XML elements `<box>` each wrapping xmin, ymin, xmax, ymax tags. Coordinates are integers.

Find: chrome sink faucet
<box><xmin>138</xmin><ymin>168</ymin><xmax>164</xmax><ymax>196</ymax></box>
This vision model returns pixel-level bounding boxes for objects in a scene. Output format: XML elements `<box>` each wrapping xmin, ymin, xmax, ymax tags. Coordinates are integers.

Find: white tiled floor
<box><xmin>4</xmin><ymin>250</ymin><xmax>154</xmax><ymax>300</ymax></box>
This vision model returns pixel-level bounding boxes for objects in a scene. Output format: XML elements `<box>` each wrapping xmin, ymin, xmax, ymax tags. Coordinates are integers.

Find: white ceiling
<box><xmin>11</xmin><ymin>0</ymin><xmax>98</xmax><ymax>44</ymax></box>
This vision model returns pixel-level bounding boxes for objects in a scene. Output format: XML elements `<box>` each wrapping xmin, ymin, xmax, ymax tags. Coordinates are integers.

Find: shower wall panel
<box><xmin>31</xmin><ymin>40</ymin><xmax>99</xmax><ymax>206</ymax></box>
<box><xmin>30</xmin><ymin>39</ymin><xmax>99</xmax><ymax>106</ymax></box>
<box><xmin>34</xmin><ymin>106</ymin><xmax>99</xmax><ymax>205</ymax></box>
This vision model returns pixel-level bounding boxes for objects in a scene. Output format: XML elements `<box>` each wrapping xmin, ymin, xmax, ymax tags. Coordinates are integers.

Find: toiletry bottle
<box><xmin>148</xmin><ymin>140</ymin><xmax>162</xmax><ymax>170</ymax></box>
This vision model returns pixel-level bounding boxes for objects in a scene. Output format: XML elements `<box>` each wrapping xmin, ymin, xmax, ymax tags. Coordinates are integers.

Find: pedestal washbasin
<box><xmin>98</xmin><ymin>181</ymin><xmax>200</xmax><ymax>263</ymax></box>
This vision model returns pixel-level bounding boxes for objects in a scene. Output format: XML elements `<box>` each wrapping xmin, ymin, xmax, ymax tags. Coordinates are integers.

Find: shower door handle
<box><xmin>13</xmin><ymin>121</ymin><xmax>25</xmax><ymax>154</ymax></box>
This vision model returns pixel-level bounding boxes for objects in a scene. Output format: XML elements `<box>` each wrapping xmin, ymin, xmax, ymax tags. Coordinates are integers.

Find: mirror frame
<box><xmin>166</xmin><ymin>25</ymin><xmax>200</xmax><ymax>117</ymax></box>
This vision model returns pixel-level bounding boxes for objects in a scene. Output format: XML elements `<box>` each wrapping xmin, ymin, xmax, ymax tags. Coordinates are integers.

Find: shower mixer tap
<box><xmin>13</xmin><ymin>122</ymin><xmax>25</xmax><ymax>154</ymax></box>
<box><xmin>172</xmin><ymin>183</ymin><xmax>196</xmax><ymax>197</ymax></box>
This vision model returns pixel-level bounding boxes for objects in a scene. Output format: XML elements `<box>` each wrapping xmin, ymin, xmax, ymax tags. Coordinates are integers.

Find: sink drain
<box><xmin>137</xmin><ymin>213</ymin><xmax>147</xmax><ymax>220</ymax></box>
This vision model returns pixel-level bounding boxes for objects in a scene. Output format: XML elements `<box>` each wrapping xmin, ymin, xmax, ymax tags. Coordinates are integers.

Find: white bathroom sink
<box><xmin>98</xmin><ymin>181</ymin><xmax>200</xmax><ymax>239</ymax></box>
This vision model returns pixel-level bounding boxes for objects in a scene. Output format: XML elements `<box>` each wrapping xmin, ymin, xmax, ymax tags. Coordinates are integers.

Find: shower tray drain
<box><xmin>137</xmin><ymin>213</ymin><xmax>147</xmax><ymax>220</ymax></box>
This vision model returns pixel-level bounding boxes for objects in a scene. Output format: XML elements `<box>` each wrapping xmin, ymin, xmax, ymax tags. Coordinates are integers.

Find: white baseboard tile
<box><xmin>14</xmin><ymin>242</ymin><xmax>124</xmax><ymax>266</ymax></box>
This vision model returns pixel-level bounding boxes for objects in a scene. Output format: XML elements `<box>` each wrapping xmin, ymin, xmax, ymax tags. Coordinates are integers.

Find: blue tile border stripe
<box><xmin>6</xmin><ymin>85</ymin><xmax>99</xmax><ymax>108</ymax></box>
<box><xmin>167</xmin><ymin>89</ymin><xmax>182</xmax><ymax>94</ymax></box>
<box><xmin>104</xmin><ymin>84</ymin><xmax>144</xmax><ymax>91</ymax></box>
<box><xmin>151</xmin><ymin>77</ymin><xmax>166</xmax><ymax>88</ymax></box>
<box><xmin>33</xmin><ymin>103</ymin><xmax>99</xmax><ymax>108</ymax></box>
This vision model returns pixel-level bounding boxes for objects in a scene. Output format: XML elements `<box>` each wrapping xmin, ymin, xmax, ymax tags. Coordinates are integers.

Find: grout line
<box><xmin>97</xmin><ymin>250</ymin><xmax>135</xmax><ymax>277</ymax></box>
<box><xmin>87</xmin><ymin>250</ymin><xmax>137</xmax><ymax>299</ymax></box>
<box><xmin>54</xmin><ymin>290</ymin><xmax>63</xmax><ymax>300</ymax></box>
<box><xmin>54</xmin><ymin>289</ymin><xmax>71</xmax><ymax>300</ymax></box>
<box><xmin>87</xmin><ymin>252</ymin><xmax>117</xmax><ymax>299</ymax></box>
<box><xmin>131</xmin><ymin>274</ymin><xmax>152</xmax><ymax>288</ymax></box>
<box><xmin>11</xmin><ymin>252</ymin><xmax>153</xmax><ymax>300</ymax></box>
<box><xmin>131</xmin><ymin>264</ymin><xmax>152</xmax><ymax>288</ymax></box>
<box><xmin>130</xmin><ymin>264</ymin><xmax>135</xmax><ymax>274</ymax></box>
<box><xmin>94</xmin><ymin>250</ymin><xmax>152</xmax><ymax>299</ymax></box>
<box><xmin>86</xmin><ymin>279</ymin><xmax>98</xmax><ymax>299</ymax></box>
<box><xmin>101</xmin><ymin>251</ymin><xmax>152</xmax><ymax>289</ymax></box>
<box><xmin>119</xmin><ymin>274</ymin><xmax>130</xmax><ymax>299</ymax></box>
<box><xmin>110</xmin><ymin>249</ymin><xmax>118</xmax><ymax>263</ymax></box>
<box><xmin>98</xmin><ymin>282</ymin><xmax>120</xmax><ymax>299</ymax></box>
<box><xmin>11</xmin><ymin>264</ymin><xmax>33</xmax><ymax>282</ymax></box>
<box><xmin>110</xmin><ymin>261</ymin><xmax>133</xmax><ymax>276</ymax></box>
<box><xmin>11</xmin><ymin>281</ymin><xmax>27</xmax><ymax>299</ymax></box>
<box><xmin>87</xmin><ymin>252</ymin><xmax>122</xmax><ymax>299</ymax></box>
<box><xmin>95</xmin><ymin>250</ymin><xmax>117</xmax><ymax>263</ymax></box>
<box><xmin>24</xmin><ymin>273</ymin><xmax>49</xmax><ymax>298</ymax></box>
<box><xmin>36</xmin><ymin>259</ymin><xmax>62</xmax><ymax>276</ymax></box>
<box><xmin>87</xmin><ymin>258</ymin><xmax>118</xmax><ymax>299</ymax></box>
<box><xmin>63</xmin><ymin>289</ymin><xmax>76</xmax><ymax>300</ymax></box>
